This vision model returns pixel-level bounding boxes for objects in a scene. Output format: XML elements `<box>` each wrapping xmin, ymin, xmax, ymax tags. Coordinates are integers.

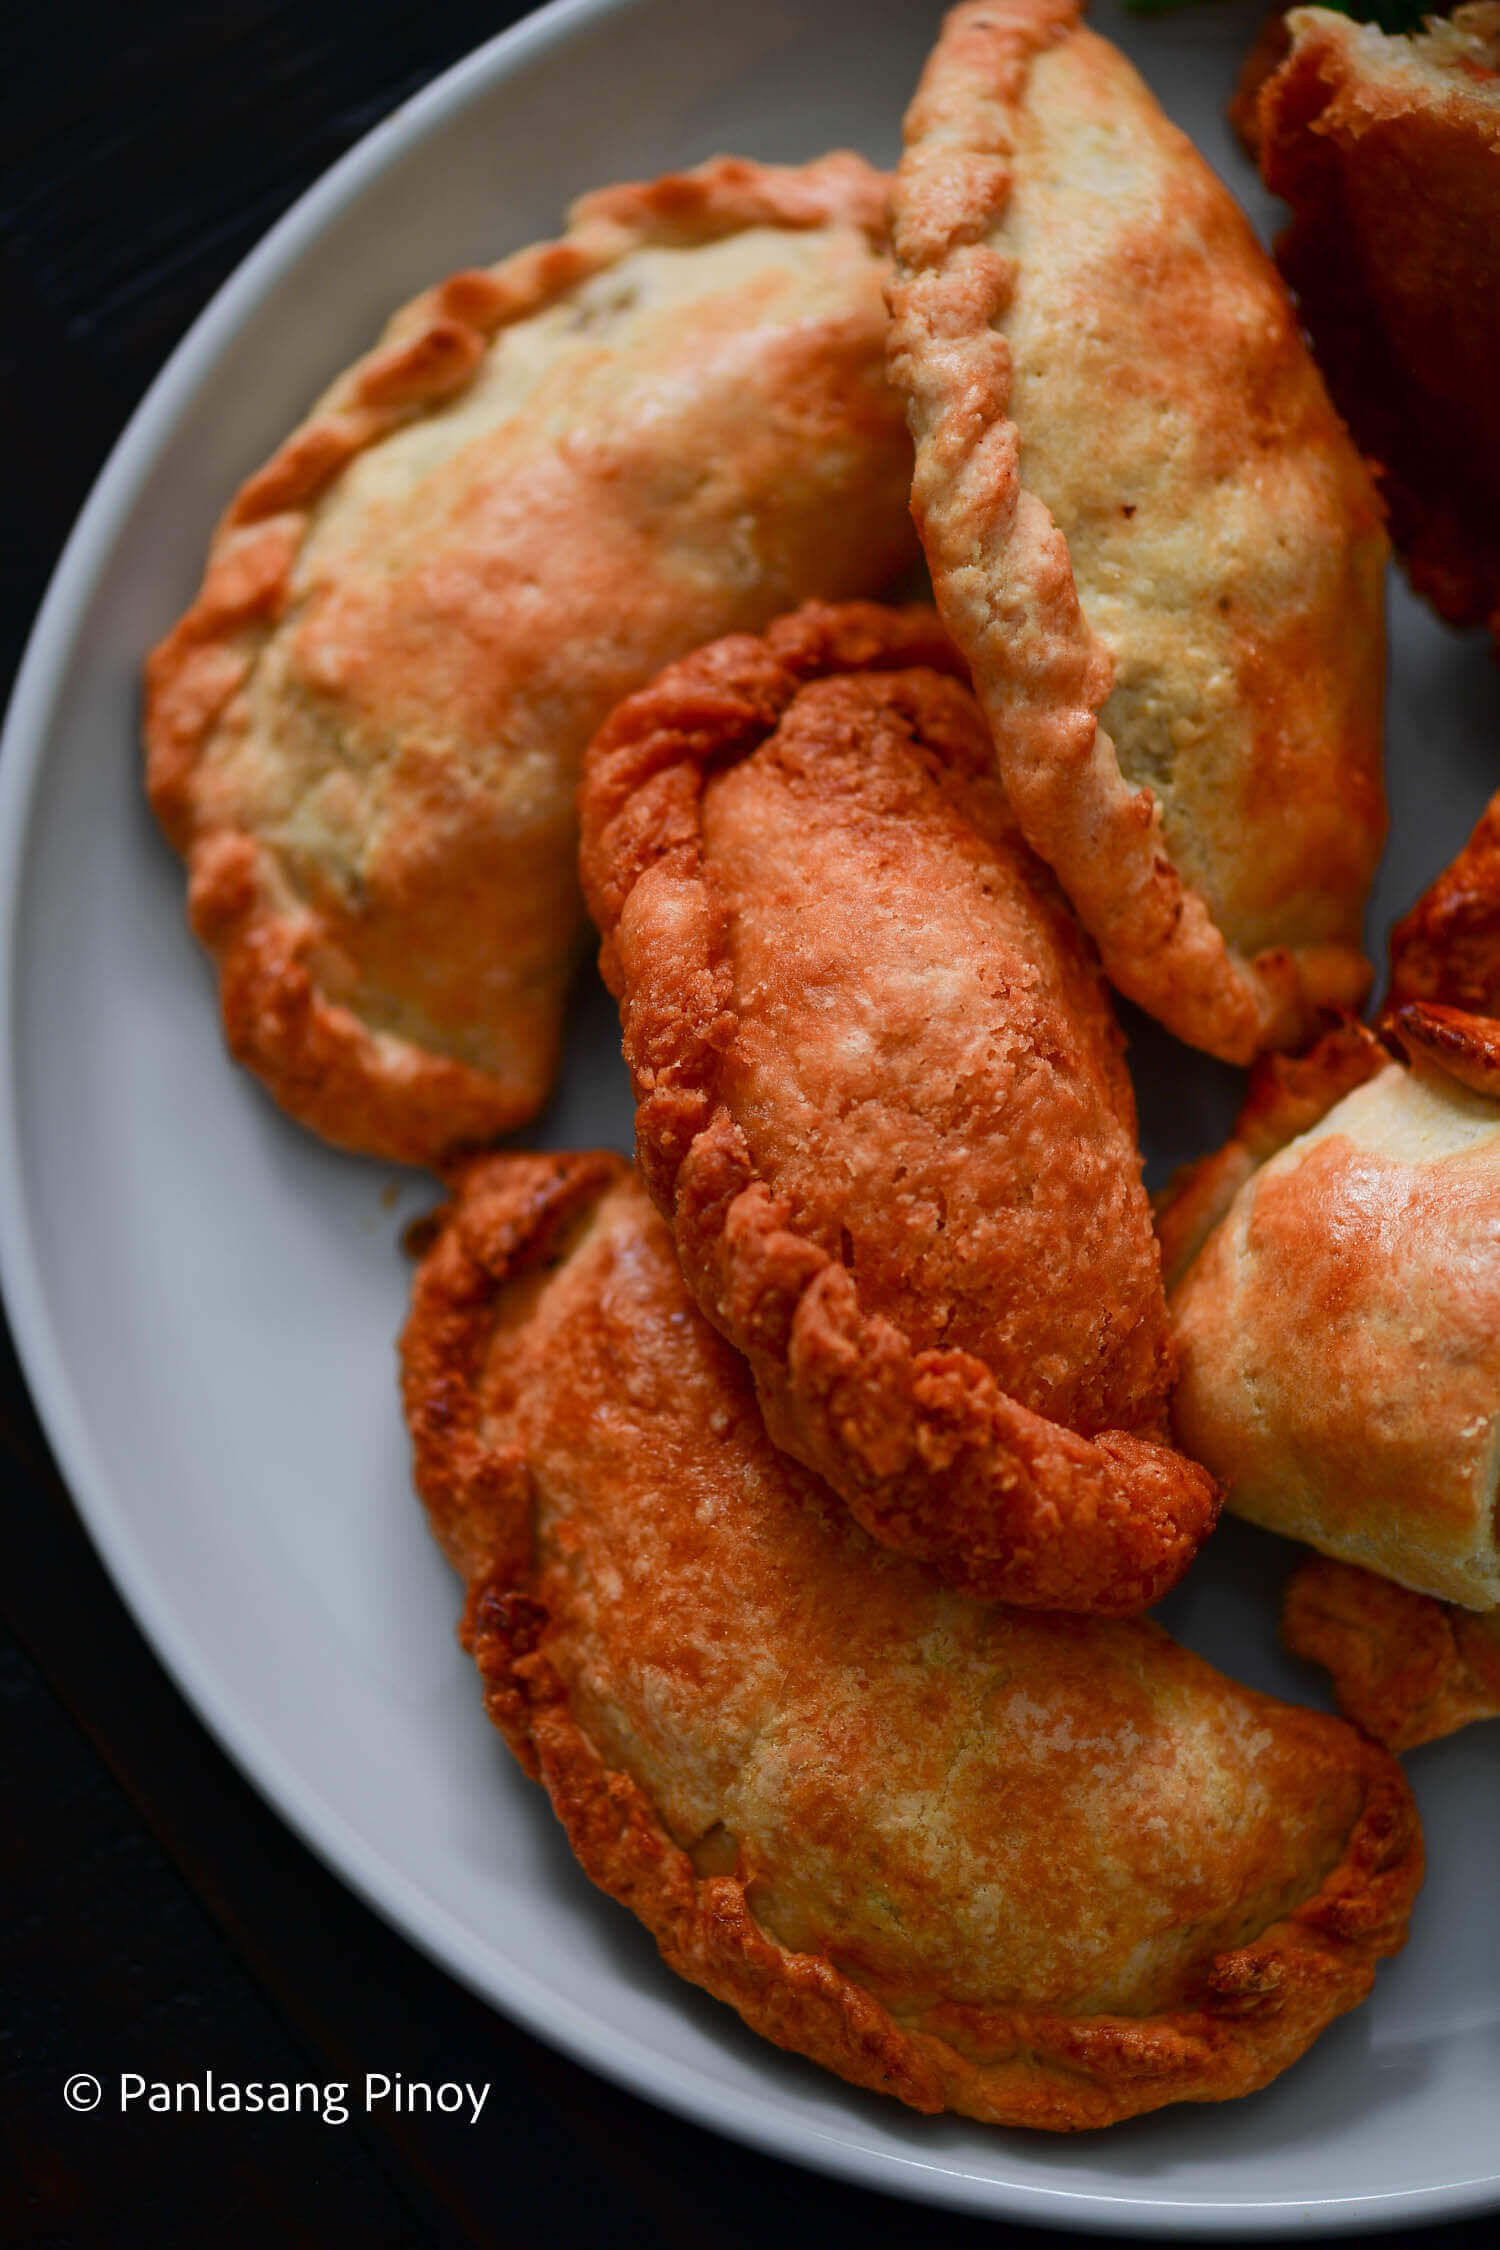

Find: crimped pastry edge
<box><xmin>144</xmin><ymin>153</ymin><xmax>893</xmax><ymax>1168</ymax></box>
<box><xmin>886</xmin><ymin>0</ymin><xmax>1373</xmax><ymax>1068</ymax></box>
<box><xmin>578</xmin><ymin>598</ymin><xmax>1218</xmax><ymax>1614</ymax></box>
<box><xmin>400</xmin><ymin>1147</ymin><xmax>1423</xmax><ymax>2133</ymax></box>
<box><xmin>1284</xmin><ymin>1554</ymin><xmax>1500</xmax><ymax>1754</ymax></box>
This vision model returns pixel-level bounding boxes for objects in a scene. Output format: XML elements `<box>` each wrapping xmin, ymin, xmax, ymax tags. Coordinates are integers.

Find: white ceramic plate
<box><xmin>3</xmin><ymin>0</ymin><xmax>1498</xmax><ymax>2231</ymax></box>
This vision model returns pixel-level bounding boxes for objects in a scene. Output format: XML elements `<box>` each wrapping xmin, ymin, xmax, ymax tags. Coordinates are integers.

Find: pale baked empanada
<box><xmin>1168</xmin><ymin>1013</ymin><xmax>1500</xmax><ymax>1611</ymax></box>
<box><xmin>1256</xmin><ymin>6</ymin><xmax>1500</xmax><ymax>651</ymax></box>
<box><xmin>401</xmin><ymin>1150</ymin><xmax>1420</xmax><ymax>2131</ymax></box>
<box><xmin>888</xmin><ymin>0</ymin><xmax>1387</xmax><ymax>1065</ymax></box>
<box><xmin>1285</xmin><ymin>1555</ymin><xmax>1500</xmax><ymax>1753</ymax></box>
<box><xmin>146</xmin><ymin>156</ymin><xmax>918</xmax><ymax>1166</ymax></box>
<box><xmin>579</xmin><ymin>603</ymin><xmax>1217</xmax><ymax>1615</ymax></box>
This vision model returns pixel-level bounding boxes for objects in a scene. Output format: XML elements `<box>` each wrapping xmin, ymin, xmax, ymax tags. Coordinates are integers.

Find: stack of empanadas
<box><xmin>402</xmin><ymin>1146</ymin><xmax>1415</xmax><ymax>2130</ymax></box>
<box><xmin>148</xmin><ymin>0</ymin><xmax>1479</xmax><ymax>2141</ymax></box>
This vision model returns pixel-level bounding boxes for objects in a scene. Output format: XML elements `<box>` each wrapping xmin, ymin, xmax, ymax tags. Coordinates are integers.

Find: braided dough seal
<box><xmin>580</xmin><ymin>600</ymin><xmax>1217</xmax><ymax>1613</ymax></box>
<box><xmin>888</xmin><ymin>0</ymin><xmax>1387</xmax><ymax>1065</ymax></box>
<box><xmin>146</xmin><ymin>155</ymin><xmax>918</xmax><ymax>1165</ymax></box>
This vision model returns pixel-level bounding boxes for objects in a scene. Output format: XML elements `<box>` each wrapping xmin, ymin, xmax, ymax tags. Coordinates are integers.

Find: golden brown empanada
<box><xmin>887</xmin><ymin>0</ymin><xmax>1387</xmax><ymax>1066</ymax></box>
<box><xmin>1256</xmin><ymin>6</ymin><xmax>1500</xmax><ymax>651</ymax></box>
<box><xmin>579</xmin><ymin>602</ymin><xmax>1217</xmax><ymax>1614</ymax></box>
<box><xmin>1285</xmin><ymin>1555</ymin><xmax>1500</xmax><ymax>1753</ymax></box>
<box><xmin>1168</xmin><ymin>1014</ymin><xmax>1500</xmax><ymax>1611</ymax></box>
<box><xmin>146</xmin><ymin>155</ymin><xmax>919</xmax><ymax>1166</ymax></box>
<box><xmin>401</xmin><ymin>1150</ymin><xmax>1421</xmax><ymax>2132</ymax></box>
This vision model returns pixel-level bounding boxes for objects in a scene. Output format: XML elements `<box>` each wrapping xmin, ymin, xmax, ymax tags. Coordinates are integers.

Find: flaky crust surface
<box><xmin>888</xmin><ymin>0</ymin><xmax>1386</xmax><ymax>1067</ymax></box>
<box><xmin>1170</xmin><ymin>1047</ymin><xmax>1500</xmax><ymax>1610</ymax></box>
<box><xmin>401</xmin><ymin>1153</ymin><xmax>1420</xmax><ymax>2132</ymax></box>
<box><xmin>579</xmin><ymin>602</ymin><xmax>1217</xmax><ymax>1613</ymax></box>
<box><xmin>1257</xmin><ymin>6</ymin><xmax>1500</xmax><ymax>645</ymax></box>
<box><xmin>1285</xmin><ymin>1556</ymin><xmax>1500</xmax><ymax>1752</ymax></box>
<box><xmin>146</xmin><ymin>155</ymin><xmax>918</xmax><ymax>1165</ymax></box>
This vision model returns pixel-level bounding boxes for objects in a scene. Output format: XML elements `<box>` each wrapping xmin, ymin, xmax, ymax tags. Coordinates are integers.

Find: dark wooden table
<box><xmin>2</xmin><ymin>5</ymin><xmax>1493</xmax><ymax>2244</ymax></box>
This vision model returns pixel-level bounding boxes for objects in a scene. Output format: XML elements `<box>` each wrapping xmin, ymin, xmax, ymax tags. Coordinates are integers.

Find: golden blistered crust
<box><xmin>401</xmin><ymin>1153</ymin><xmax>1421</xmax><ymax>2132</ymax></box>
<box><xmin>579</xmin><ymin>601</ymin><xmax>1217</xmax><ymax>1614</ymax></box>
<box><xmin>1257</xmin><ymin>6</ymin><xmax>1500</xmax><ymax>645</ymax></box>
<box><xmin>146</xmin><ymin>154</ymin><xmax>917</xmax><ymax>1166</ymax></box>
<box><xmin>887</xmin><ymin>0</ymin><xmax>1386</xmax><ymax>1066</ymax></box>
<box><xmin>1285</xmin><ymin>1556</ymin><xmax>1500</xmax><ymax>1753</ymax></box>
<box><xmin>1155</xmin><ymin>1017</ymin><xmax>1387</xmax><ymax>1292</ymax></box>
<box><xmin>1170</xmin><ymin>1049</ymin><xmax>1500</xmax><ymax>1610</ymax></box>
<box><xmin>1388</xmin><ymin>785</ymin><xmax>1500</xmax><ymax>1021</ymax></box>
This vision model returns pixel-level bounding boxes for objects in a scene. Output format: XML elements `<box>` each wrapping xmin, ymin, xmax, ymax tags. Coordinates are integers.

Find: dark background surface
<box><xmin>1</xmin><ymin>4</ymin><xmax>1494</xmax><ymax>2245</ymax></box>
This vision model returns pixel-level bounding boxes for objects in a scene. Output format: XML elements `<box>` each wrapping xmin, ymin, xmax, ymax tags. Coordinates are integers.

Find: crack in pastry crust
<box><xmin>579</xmin><ymin>600</ymin><xmax>1218</xmax><ymax>1613</ymax></box>
<box><xmin>146</xmin><ymin>154</ymin><xmax>917</xmax><ymax>1166</ymax></box>
<box><xmin>1284</xmin><ymin>1556</ymin><xmax>1500</xmax><ymax>1753</ymax></box>
<box><xmin>400</xmin><ymin>1151</ymin><xmax>1421</xmax><ymax>2131</ymax></box>
<box><xmin>887</xmin><ymin>0</ymin><xmax>1386</xmax><ymax>1067</ymax></box>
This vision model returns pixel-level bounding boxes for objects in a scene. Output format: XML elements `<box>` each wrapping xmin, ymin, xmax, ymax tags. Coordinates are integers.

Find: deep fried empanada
<box><xmin>887</xmin><ymin>0</ymin><xmax>1387</xmax><ymax>1066</ymax></box>
<box><xmin>401</xmin><ymin>1151</ymin><xmax>1420</xmax><ymax>2131</ymax></box>
<box><xmin>1256</xmin><ymin>5</ymin><xmax>1500</xmax><ymax>648</ymax></box>
<box><xmin>146</xmin><ymin>156</ymin><xmax>919</xmax><ymax>1166</ymax></box>
<box><xmin>1168</xmin><ymin>1016</ymin><xmax>1500</xmax><ymax>1610</ymax></box>
<box><xmin>1285</xmin><ymin>1555</ymin><xmax>1500</xmax><ymax>1752</ymax></box>
<box><xmin>579</xmin><ymin>602</ymin><xmax>1217</xmax><ymax>1614</ymax></box>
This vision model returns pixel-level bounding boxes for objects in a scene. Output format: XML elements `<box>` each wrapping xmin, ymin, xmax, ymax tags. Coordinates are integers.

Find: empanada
<box><xmin>1256</xmin><ymin>6</ymin><xmax>1500</xmax><ymax>650</ymax></box>
<box><xmin>146</xmin><ymin>155</ymin><xmax>918</xmax><ymax>1166</ymax></box>
<box><xmin>1285</xmin><ymin>1555</ymin><xmax>1500</xmax><ymax>1753</ymax></box>
<box><xmin>1168</xmin><ymin>1012</ymin><xmax>1500</xmax><ymax>1610</ymax></box>
<box><xmin>579</xmin><ymin>602</ymin><xmax>1217</xmax><ymax>1614</ymax></box>
<box><xmin>401</xmin><ymin>1150</ymin><xmax>1421</xmax><ymax>2132</ymax></box>
<box><xmin>887</xmin><ymin>0</ymin><xmax>1388</xmax><ymax>1066</ymax></box>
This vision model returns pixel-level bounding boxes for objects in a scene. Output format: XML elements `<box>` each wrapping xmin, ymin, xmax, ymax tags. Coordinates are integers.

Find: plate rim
<box><xmin>2</xmin><ymin>0</ymin><xmax>1496</xmax><ymax>2231</ymax></box>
